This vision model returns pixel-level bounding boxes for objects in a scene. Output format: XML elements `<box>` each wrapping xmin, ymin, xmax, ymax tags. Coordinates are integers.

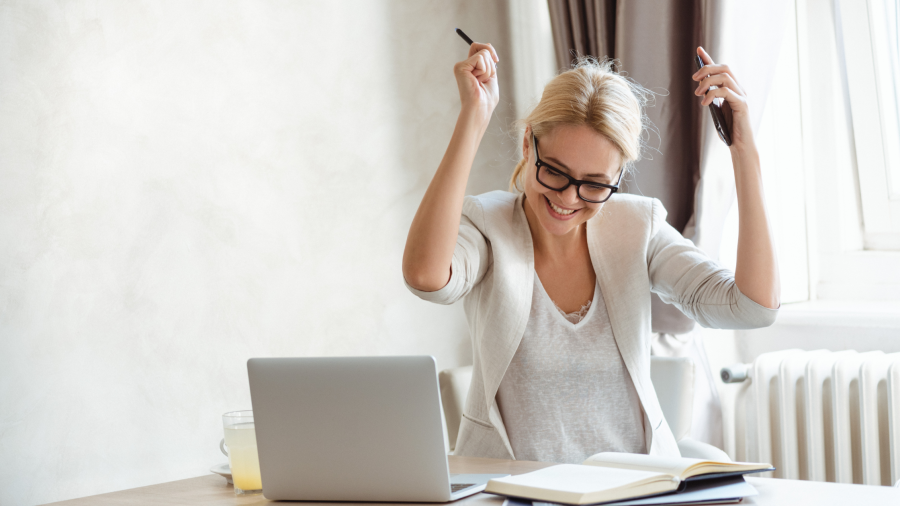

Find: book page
<box><xmin>582</xmin><ymin>453</ymin><xmax>772</xmax><ymax>479</ymax></box>
<box><xmin>583</xmin><ymin>453</ymin><xmax>701</xmax><ymax>477</ymax></box>
<box><xmin>485</xmin><ymin>464</ymin><xmax>679</xmax><ymax>504</ymax></box>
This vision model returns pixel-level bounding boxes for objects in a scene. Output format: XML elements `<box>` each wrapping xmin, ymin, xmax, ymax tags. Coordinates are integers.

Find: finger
<box><xmin>698</xmin><ymin>46</ymin><xmax>715</xmax><ymax>66</ymax></box>
<box><xmin>694</xmin><ymin>63</ymin><xmax>745</xmax><ymax>92</ymax></box>
<box><xmin>471</xmin><ymin>55</ymin><xmax>485</xmax><ymax>79</ymax></box>
<box><xmin>483</xmin><ymin>43</ymin><xmax>499</xmax><ymax>63</ymax></box>
<box><xmin>476</xmin><ymin>53</ymin><xmax>491</xmax><ymax>82</ymax></box>
<box><xmin>469</xmin><ymin>43</ymin><xmax>499</xmax><ymax>63</ymax></box>
<box><xmin>480</xmin><ymin>52</ymin><xmax>495</xmax><ymax>82</ymax></box>
<box><xmin>692</xmin><ymin>46</ymin><xmax>716</xmax><ymax>81</ymax></box>
<box><xmin>479</xmin><ymin>49</ymin><xmax>495</xmax><ymax>70</ymax></box>
<box><xmin>700</xmin><ymin>86</ymin><xmax>746</xmax><ymax>112</ymax></box>
<box><xmin>695</xmin><ymin>73</ymin><xmax>745</xmax><ymax>97</ymax></box>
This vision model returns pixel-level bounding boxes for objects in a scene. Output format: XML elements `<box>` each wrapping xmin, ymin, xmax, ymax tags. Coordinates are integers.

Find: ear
<box><xmin>522</xmin><ymin>126</ymin><xmax>532</xmax><ymax>160</ymax></box>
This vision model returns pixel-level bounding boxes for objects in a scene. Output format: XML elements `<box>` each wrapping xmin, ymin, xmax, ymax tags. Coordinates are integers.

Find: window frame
<box><xmin>790</xmin><ymin>0</ymin><xmax>900</xmax><ymax>301</ymax></box>
<box><xmin>835</xmin><ymin>0</ymin><xmax>900</xmax><ymax>250</ymax></box>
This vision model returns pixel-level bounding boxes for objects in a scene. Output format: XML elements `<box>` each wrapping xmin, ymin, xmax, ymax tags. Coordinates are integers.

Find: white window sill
<box><xmin>775</xmin><ymin>299</ymin><xmax>900</xmax><ymax>328</ymax></box>
<box><xmin>734</xmin><ymin>300</ymin><xmax>900</xmax><ymax>359</ymax></box>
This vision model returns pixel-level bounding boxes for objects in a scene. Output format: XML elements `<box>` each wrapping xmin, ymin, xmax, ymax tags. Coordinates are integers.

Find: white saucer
<box><xmin>210</xmin><ymin>463</ymin><xmax>233</xmax><ymax>484</ymax></box>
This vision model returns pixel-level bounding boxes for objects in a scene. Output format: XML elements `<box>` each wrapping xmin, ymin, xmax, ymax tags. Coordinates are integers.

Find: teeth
<box><xmin>549</xmin><ymin>200</ymin><xmax>575</xmax><ymax>215</ymax></box>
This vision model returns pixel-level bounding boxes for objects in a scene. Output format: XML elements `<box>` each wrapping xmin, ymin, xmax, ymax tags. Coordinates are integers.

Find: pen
<box><xmin>455</xmin><ymin>28</ymin><xmax>474</xmax><ymax>45</ymax></box>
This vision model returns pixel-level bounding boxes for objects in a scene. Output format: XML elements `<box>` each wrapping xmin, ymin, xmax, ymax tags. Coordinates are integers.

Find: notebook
<box><xmin>484</xmin><ymin>453</ymin><xmax>772</xmax><ymax>505</ymax></box>
<box><xmin>581</xmin><ymin>453</ymin><xmax>774</xmax><ymax>482</ymax></box>
<box><xmin>537</xmin><ymin>475</ymin><xmax>756</xmax><ymax>505</ymax></box>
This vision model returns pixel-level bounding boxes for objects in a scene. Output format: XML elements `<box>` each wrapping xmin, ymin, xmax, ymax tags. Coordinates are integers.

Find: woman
<box><xmin>402</xmin><ymin>42</ymin><xmax>779</xmax><ymax>462</ymax></box>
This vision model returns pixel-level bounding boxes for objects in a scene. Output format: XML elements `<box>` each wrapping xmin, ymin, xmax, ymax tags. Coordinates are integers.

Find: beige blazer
<box><xmin>406</xmin><ymin>191</ymin><xmax>777</xmax><ymax>460</ymax></box>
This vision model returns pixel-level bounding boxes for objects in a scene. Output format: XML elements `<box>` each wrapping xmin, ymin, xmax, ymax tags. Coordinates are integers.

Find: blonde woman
<box><xmin>402</xmin><ymin>42</ymin><xmax>779</xmax><ymax>462</ymax></box>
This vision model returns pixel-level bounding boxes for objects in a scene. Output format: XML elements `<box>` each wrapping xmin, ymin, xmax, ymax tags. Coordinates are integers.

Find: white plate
<box><xmin>210</xmin><ymin>463</ymin><xmax>232</xmax><ymax>484</ymax></box>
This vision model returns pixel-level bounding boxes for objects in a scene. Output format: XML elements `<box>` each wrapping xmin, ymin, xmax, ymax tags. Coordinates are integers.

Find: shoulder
<box><xmin>464</xmin><ymin>190</ymin><xmax>518</xmax><ymax>212</ymax></box>
<box><xmin>462</xmin><ymin>190</ymin><xmax>520</xmax><ymax>227</ymax></box>
<box><xmin>594</xmin><ymin>193</ymin><xmax>668</xmax><ymax>237</ymax></box>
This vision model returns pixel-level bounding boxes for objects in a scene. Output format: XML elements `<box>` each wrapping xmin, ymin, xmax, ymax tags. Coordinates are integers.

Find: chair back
<box><xmin>438</xmin><ymin>356</ymin><xmax>695</xmax><ymax>451</ymax></box>
<box><xmin>438</xmin><ymin>366</ymin><xmax>473</xmax><ymax>452</ymax></box>
<box><xmin>648</xmin><ymin>356</ymin><xmax>694</xmax><ymax>441</ymax></box>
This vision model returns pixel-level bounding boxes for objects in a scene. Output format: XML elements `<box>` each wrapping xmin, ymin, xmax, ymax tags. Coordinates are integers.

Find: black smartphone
<box><xmin>695</xmin><ymin>55</ymin><xmax>732</xmax><ymax>146</ymax></box>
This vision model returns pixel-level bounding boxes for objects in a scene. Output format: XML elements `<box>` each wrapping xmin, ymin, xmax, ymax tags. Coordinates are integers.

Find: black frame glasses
<box><xmin>532</xmin><ymin>134</ymin><xmax>622</xmax><ymax>204</ymax></box>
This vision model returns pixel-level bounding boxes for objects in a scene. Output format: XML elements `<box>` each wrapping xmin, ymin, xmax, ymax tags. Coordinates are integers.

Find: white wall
<box><xmin>0</xmin><ymin>1</ymin><xmax>531</xmax><ymax>504</ymax></box>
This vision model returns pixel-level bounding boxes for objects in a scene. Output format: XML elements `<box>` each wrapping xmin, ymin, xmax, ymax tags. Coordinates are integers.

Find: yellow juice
<box><xmin>224</xmin><ymin>422</ymin><xmax>262</xmax><ymax>492</ymax></box>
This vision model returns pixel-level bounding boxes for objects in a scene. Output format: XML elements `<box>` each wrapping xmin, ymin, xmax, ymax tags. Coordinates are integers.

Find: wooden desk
<box><xmin>43</xmin><ymin>456</ymin><xmax>900</xmax><ymax>505</ymax></box>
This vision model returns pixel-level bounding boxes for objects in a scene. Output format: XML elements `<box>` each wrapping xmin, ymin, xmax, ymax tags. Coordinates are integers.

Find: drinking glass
<box><xmin>221</xmin><ymin>410</ymin><xmax>263</xmax><ymax>495</ymax></box>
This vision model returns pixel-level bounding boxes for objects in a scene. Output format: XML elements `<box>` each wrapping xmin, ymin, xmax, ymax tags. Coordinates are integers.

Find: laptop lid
<box><xmin>247</xmin><ymin>356</ymin><xmax>452</xmax><ymax>501</ymax></box>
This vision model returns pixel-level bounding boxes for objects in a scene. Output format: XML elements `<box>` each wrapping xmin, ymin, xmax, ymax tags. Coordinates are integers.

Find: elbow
<box><xmin>402</xmin><ymin>265</ymin><xmax>451</xmax><ymax>293</ymax></box>
<box><xmin>733</xmin><ymin>278</ymin><xmax>780</xmax><ymax>311</ymax></box>
<box><xmin>734</xmin><ymin>293</ymin><xmax>780</xmax><ymax>330</ymax></box>
<box><xmin>751</xmin><ymin>293</ymin><xmax>780</xmax><ymax>311</ymax></box>
<box><xmin>753</xmin><ymin>306</ymin><xmax>779</xmax><ymax>328</ymax></box>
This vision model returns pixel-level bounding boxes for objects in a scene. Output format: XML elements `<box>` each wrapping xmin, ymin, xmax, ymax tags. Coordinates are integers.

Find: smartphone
<box><xmin>694</xmin><ymin>55</ymin><xmax>732</xmax><ymax>146</ymax></box>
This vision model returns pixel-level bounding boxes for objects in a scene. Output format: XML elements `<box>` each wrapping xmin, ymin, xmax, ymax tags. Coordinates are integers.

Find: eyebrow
<box><xmin>545</xmin><ymin>156</ymin><xmax>613</xmax><ymax>182</ymax></box>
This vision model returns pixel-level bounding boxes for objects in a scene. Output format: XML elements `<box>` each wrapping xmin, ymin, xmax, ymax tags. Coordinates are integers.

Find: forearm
<box><xmin>732</xmin><ymin>145</ymin><xmax>780</xmax><ymax>309</ymax></box>
<box><xmin>402</xmin><ymin>111</ymin><xmax>486</xmax><ymax>291</ymax></box>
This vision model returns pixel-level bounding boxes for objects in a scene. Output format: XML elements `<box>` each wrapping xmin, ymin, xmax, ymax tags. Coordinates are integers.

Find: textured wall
<box><xmin>0</xmin><ymin>1</ymin><xmax>522</xmax><ymax>504</ymax></box>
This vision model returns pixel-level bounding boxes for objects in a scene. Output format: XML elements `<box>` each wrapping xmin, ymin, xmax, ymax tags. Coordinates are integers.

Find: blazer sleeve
<box><xmin>404</xmin><ymin>196</ymin><xmax>491</xmax><ymax>305</ymax></box>
<box><xmin>647</xmin><ymin>199</ymin><xmax>778</xmax><ymax>329</ymax></box>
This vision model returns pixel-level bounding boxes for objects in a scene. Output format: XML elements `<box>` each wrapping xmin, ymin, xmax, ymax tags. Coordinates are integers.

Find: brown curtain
<box><xmin>548</xmin><ymin>0</ymin><xmax>707</xmax><ymax>234</ymax></box>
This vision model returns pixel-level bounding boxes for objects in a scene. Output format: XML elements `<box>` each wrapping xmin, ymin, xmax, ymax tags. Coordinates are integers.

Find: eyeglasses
<box><xmin>532</xmin><ymin>134</ymin><xmax>622</xmax><ymax>204</ymax></box>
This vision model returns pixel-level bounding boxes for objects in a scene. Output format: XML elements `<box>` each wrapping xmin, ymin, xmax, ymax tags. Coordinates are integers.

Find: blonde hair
<box><xmin>510</xmin><ymin>57</ymin><xmax>651</xmax><ymax>192</ymax></box>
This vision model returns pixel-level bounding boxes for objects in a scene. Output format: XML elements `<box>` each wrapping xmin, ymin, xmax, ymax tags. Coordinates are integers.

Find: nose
<box><xmin>560</xmin><ymin>185</ymin><xmax>580</xmax><ymax>206</ymax></box>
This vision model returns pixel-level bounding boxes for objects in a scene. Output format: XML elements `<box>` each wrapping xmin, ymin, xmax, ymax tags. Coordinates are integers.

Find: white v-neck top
<box><xmin>495</xmin><ymin>272</ymin><xmax>647</xmax><ymax>463</ymax></box>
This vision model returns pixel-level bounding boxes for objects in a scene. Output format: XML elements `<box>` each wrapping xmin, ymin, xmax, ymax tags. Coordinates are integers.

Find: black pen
<box><xmin>455</xmin><ymin>28</ymin><xmax>474</xmax><ymax>45</ymax></box>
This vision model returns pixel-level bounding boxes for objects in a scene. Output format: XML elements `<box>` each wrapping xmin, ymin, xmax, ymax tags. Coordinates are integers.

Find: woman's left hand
<box><xmin>692</xmin><ymin>46</ymin><xmax>754</xmax><ymax>151</ymax></box>
<box><xmin>692</xmin><ymin>48</ymin><xmax>779</xmax><ymax>309</ymax></box>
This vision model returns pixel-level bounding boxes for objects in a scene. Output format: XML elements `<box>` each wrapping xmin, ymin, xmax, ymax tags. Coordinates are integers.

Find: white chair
<box><xmin>439</xmin><ymin>356</ymin><xmax>729</xmax><ymax>461</ymax></box>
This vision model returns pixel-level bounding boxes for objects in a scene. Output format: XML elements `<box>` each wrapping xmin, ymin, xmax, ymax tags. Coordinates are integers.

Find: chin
<box><xmin>542</xmin><ymin>216</ymin><xmax>583</xmax><ymax>236</ymax></box>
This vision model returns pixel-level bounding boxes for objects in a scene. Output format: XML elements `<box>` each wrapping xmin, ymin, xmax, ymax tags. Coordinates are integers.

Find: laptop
<box><xmin>247</xmin><ymin>355</ymin><xmax>508</xmax><ymax>501</ymax></box>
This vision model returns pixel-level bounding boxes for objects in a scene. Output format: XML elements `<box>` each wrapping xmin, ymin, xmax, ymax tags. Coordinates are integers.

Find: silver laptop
<box><xmin>247</xmin><ymin>356</ymin><xmax>507</xmax><ymax>502</ymax></box>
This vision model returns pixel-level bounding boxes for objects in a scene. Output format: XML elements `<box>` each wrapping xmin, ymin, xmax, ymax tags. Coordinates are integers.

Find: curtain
<box><xmin>546</xmin><ymin>0</ymin><xmax>790</xmax><ymax>450</ymax></box>
<box><xmin>548</xmin><ymin>0</ymin><xmax>702</xmax><ymax>232</ymax></box>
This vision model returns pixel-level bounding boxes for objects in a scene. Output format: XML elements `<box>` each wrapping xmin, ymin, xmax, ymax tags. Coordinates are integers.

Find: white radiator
<box><xmin>722</xmin><ymin>350</ymin><xmax>900</xmax><ymax>486</ymax></box>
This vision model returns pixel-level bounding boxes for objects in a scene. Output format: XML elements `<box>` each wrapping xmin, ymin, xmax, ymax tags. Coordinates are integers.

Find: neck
<box><xmin>522</xmin><ymin>195</ymin><xmax>586</xmax><ymax>257</ymax></box>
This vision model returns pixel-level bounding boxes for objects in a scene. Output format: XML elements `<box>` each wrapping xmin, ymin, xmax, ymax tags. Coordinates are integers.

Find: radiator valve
<box><xmin>720</xmin><ymin>364</ymin><xmax>750</xmax><ymax>383</ymax></box>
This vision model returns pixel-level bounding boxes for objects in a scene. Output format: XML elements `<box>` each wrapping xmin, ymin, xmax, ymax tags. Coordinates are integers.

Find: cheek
<box><xmin>523</xmin><ymin>171</ymin><xmax>549</xmax><ymax>199</ymax></box>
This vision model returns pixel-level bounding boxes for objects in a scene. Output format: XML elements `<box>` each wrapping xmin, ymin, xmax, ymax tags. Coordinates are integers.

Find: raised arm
<box><xmin>402</xmin><ymin>42</ymin><xmax>499</xmax><ymax>292</ymax></box>
<box><xmin>692</xmin><ymin>46</ymin><xmax>780</xmax><ymax>309</ymax></box>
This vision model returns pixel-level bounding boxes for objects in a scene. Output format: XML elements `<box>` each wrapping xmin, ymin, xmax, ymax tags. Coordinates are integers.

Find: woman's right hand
<box><xmin>403</xmin><ymin>43</ymin><xmax>499</xmax><ymax>292</ymax></box>
<box><xmin>453</xmin><ymin>43</ymin><xmax>499</xmax><ymax>127</ymax></box>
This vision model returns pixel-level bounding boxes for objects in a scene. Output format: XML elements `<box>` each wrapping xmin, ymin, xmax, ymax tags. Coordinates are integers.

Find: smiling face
<box><xmin>522</xmin><ymin>123</ymin><xmax>624</xmax><ymax>238</ymax></box>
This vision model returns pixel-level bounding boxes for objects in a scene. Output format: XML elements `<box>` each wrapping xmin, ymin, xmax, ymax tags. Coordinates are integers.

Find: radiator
<box><xmin>721</xmin><ymin>350</ymin><xmax>900</xmax><ymax>486</ymax></box>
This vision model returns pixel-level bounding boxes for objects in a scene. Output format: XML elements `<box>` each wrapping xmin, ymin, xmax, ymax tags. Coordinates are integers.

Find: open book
<box><xmin>582</xmin><ymin>452</ymin><xmax>774</xmax><ymax>482</ymax></box>
<box><xmin>484</xmin><ymin>454</ymin><xmax>773</xmax><ymax>505</ymax></box>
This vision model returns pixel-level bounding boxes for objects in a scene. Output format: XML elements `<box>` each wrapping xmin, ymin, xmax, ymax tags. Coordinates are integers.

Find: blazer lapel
<box><xmin>587</xmin><ymin>214</ymin><xmax>642</xmax><ymax>373</ymax></box>
<box><xmin>481</xmin><ymin>193</ymin><xmax>534</xmax><ymax>457</ymax></box>
<box><xmin>586</xmin><ymin>212</ymin><xmax>656</xmax><ymax>423</ymax></box>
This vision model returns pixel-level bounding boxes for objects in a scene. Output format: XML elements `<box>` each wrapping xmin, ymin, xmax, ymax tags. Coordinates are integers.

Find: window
<box><xmin>837</xmin><ymin>0</ymin><xmax>900</xmax><ymax>250</ymax></box>
<box><xmin>719</xmin><ymin>0</ymin><xmax>810</xmax><ymax>303</ymax></box>
<box><xmin>717</xmin><ymin>0</ymin><xmax>900</xmax><ymax>302</ymax></box>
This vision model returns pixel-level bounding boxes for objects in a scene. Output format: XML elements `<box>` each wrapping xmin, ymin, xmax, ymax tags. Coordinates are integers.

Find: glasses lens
<box><xmin>537</xmin><ymin>165</ymin><xmax>569</xmax><ymax>190</ymax></box>
<box><xmin>578</xmin><ymin>184</ymin><xmax>612</xmax><ymax>203</ymax></box>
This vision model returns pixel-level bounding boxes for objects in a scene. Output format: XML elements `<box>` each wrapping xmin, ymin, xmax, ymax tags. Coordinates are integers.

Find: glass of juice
<box><xmin>222</xmin><ymin>410</ymin><xmax>263</xmax><ymax>495</ymax></box>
